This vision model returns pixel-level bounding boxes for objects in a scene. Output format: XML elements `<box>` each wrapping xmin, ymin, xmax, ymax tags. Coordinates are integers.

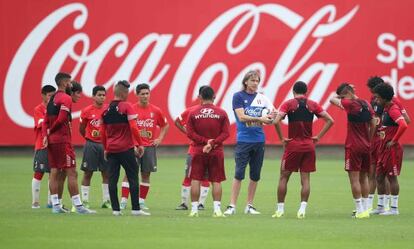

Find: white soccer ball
<box><xmin>261</xmin><ymin>108</ymin><xmax>271</xmax><ymax>117</ymax></box>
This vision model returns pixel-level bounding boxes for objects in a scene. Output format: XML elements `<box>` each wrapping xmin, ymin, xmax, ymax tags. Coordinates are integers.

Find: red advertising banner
<box><xmin>0</xmin><ymin>0</ymin><xmax>413</xmax><ymax>146</ymax></box>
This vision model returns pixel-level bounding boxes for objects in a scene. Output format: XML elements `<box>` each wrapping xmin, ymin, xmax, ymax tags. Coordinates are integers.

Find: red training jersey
<box><xmin>186</xmin><ymin>103</ymin><xmax>230</xmax><ymax>153</ymax></box>
<box><xmin>44</xmin><ymin>90</ymin><xmax>72</xmax><ymax>144</ymax></box>
<box><xmin>34</xmin><ymin>103</ymin><xmax>46</xmax><ymax>150</ymax></box>
<box><xmin>341</xmin><ymin>98</ymin><xmax>375</xmax><ymax>151</ymax></box>
<box><xmin>80</xmin><ymin>104</ymin><xmax>108</xmax><ymax>143</ymax></box>
<box><xmin>278</xmin><ymin>97</ymin><xmax>324</xmax><ymax>152</ymax></box>
<box><xmin>176</xmin><ymin>105</ymin><xmax>199</xmax><ymax>154</ymax></box>
<box><xmin>101</xmin><ymin>101</ymin><xmax>138</xmax><ymax>153</ymax></box>
<box><xmin>133</xmin><ymin>103</ymin><xmax>168</xmax><ymax>147</ymax></box>
<box><xmin>378</xmin><ymin>103</ymin><xmax>404</xmax><ymax>150</ymax></box>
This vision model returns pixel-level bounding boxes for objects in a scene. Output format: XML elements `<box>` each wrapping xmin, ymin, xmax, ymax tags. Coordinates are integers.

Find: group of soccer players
<box><xmin>31</xmin><ymin>70</ymin><xmax>409</xmax><ymax>218</ymax></box>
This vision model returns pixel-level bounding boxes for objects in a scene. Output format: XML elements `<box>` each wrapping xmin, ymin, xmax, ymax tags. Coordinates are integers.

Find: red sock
<box><xmin>201</xmin><ymin>180</ymin><xmax>210</xmax><ymax>187</ymax></box>
<box><xmin>33</xmin><ymin>172</ymin><xmax>44</xmax><ymax>181</ymax></box>
<box><xmin>182</xmin><ymin>177</ymin><xmax>191</xmax><ymax>187</ymax></box>
<box><xmin>121</xmin><ymin>181</ymin><xmax>129</xmax><ymax>199</ymax></box>
<box><xmin>139</xmin><ymin>183</ymin><xmax>150</xmax><ymax>199</ymax></box>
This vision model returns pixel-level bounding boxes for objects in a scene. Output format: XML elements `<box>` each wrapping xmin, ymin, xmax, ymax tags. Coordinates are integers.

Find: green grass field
<box><xmin>0</xmin><ymin>156</ymin><xmax>413</xmax><ymax>249</ymax></box>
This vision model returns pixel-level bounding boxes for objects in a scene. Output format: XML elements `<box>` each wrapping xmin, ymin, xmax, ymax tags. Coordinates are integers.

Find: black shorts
<box><xmin>81</xmin><ymin>140</ymin><xmax>109</xmax><ymax>172</ymax></box>
<box><xmin>33</xmin><ymin>149</ymin><xmax>50</xmax><ymax>173</ymax></box>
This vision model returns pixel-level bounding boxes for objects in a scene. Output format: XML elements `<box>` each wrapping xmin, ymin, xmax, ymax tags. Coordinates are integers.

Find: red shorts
<box><xmin>370</xmin><ymin>138</ymin><xmax>381</xmax><ymax>166</ymax></box>
<box><xmin>345</xmin><ymin>148</ymin><xmax>370</xmax><ymax>172</ymax></box>
<box><xmin>48</xmin><ymin>143</ymin><xmax>76</xmax><ymax>169</ymax></box>
<box><xmin>376</xmin><ymin>144</ymin><xmax>403</xmax><ymax>176</ymax></box>
<box><xmin>281</xmin><ymin>150</ymin><xmax>316</xmax><ymax>173</ymax></box>
<box><xmin>190</xmin><ymin>150</ymin><xmax>225</xmax><ymax>183</ymax></box>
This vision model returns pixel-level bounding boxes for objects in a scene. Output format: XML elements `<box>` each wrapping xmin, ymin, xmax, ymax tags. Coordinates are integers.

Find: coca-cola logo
<box><xmin>3</xmin><ymin>2</ymin><xmax>359</xmax><ymax>128</ymax></box>
<box><xmin>89</xmin><ymin>119</ymin><xmax>100</xmax><ymax>128</ymax></box>
<box><xmin>137</xmin><ymin>119</ymin><xmax>155</xmax><ymax>128</ymax></box>
<box><xmin>245</xmin><ymin>107</ymin><xmax>263</xmax><ymax>117</ymax></box>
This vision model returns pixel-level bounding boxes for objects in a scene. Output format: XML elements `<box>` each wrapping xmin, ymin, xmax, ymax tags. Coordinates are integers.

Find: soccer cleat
<box><xmin>131</xmin><ymin>210</ymin><xmax>151</xmax><ymax>216</ymax></box>
<box><xmin>52</xmin><ymin>205</ymin><xmax>68</xmax><ymax>214</ymax></box>
<box><xmin>82</xmin><ymin>201</ymin><xmax>90</xmax><ymax>209</ymax></box>
<box><xmin>272</xmin><ymin>210</ymin><xmax>284</xmax><ymax>218</ymax></box>
<box><xmin>175</xmin><ymin>203</ymin><xmax>189</xmax><ymax>210</ymax></box>
<box><xmin>101</xmin><ymin>200</ymin><xmax>111</xmax><ymax>209</ymax></box>
<box><xmin>61</xmin><ymin>205</ymin><xmax>69</xmax><ymax>213</ymax></box>
<box><xmin>112</xmin><ymin>211</ymin><xmax>122</xmax><ymax>216</ymax></box>
<box><xmin>244</xmin><ymin>205</ymin><xmax>261</xmax><ymax>215</ymax></box>
<box><xmin>198</xmin><ymin>203</ymin><xmax>205</xmax><ymax>211</ymax></box>
<box><xmin>370</xmin><ymin>207</ymin><xmax>385</xmax><ymax>215</ymax></box>
<box><xmin>139</xmin><ymin>202</ymin><xmax>149</xmax><ymax>210</ymax></box>
<box><xmin>212</xmin><ymin>210</ymin><xmax>226</xmax><ymax>218</ymax></box>
<box><xmin>120</xmin><ymin>200</ymin><xmax>127</xmax><ymax>210</ymax></box>
<box><xmin>75</xmin><ymin>205</ymin><xmax>97</xmax><ymax>214</ymax></box>
<box><xmin>379</xmin><ymin>209</ymin><xmax>399</xmax><ymax>216</ymax></box>
<box><xmin>32</xmin><ymin>203</ymin><xmax>40</xmax><ymax>209</ymax></box>
<box><xmin>188</xmin><ymin>211</ymin><xmax>199</xmax><ymax>217</ymax></box>
<box><xmin>223</xmin><ymin>205</ymin><xmax>236</xmax><ymax>215</ymax></box>
<box><xmin>297</xmin><ymin>211</ymin><xmax>306</xmax><ymax>219</ymax></box>
<box><xmin>354</xmin><ymin>210</ymin><xmax>370</xmax><ymax>219</ymax></box>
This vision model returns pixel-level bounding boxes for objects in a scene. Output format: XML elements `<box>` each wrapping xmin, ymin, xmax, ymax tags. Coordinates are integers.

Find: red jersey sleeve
<box><xmin>389</xmin><ymin>106</ymin><xmax>404</xmax><ymax>123</ymax></box>
<box><xmin>124</xmin><ymin>103</ymin><xmax>142</xmax><ymax>145</ymax></box>
<box><xmin>340</xmin><ymin>99</ymin><xmax>352</xmax><ymax>112</ymax></box>
<box><xmin>214</xmin><ymin>111</ymin><xmax>230</xmax><ymax>145</ymax></box>
<box><xmin>392</xmin><ymin>97</ymin><xmax>407</xmax><ymax>114</ymax></box>
<box><xmin>34</xmin><ymin>106</ymin><xmax>44</xmax><ymax>129</ymax></box>
<box><xmin>278</xmin><ymin>100</ymin><xmax>291</xmax><ymax>116</ymax></box>
<box><xmin>176</xmin><ymin>109</ymin><xmax>190</xmax><ymax>126</ymax></box>
<box><xmin>156</xmin><ymin>108</ymin><xmax>168</xmax><ymax>127</ymax></box>
<box><xmin>79</xmin><ymin>107</ymin><xmax>88</xmax><ymax>126</ymax></box>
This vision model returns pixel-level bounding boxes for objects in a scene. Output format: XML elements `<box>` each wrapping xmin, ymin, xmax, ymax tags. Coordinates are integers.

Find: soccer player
<box><xmin>366</xmin><ymin>76</ymin><xmax>410</xmax><ymax>213</ymax></box>
<box><xmin>79</xmin><ymin>86</ymin><xmax>110</xmax><ymax>209</ymax></box>
<box><xmin>119</xmin><ymin>83</ymin><xmax>169</xmax><ymax>210</ymax></box>
<box><xmin>101</xmin><ymin>80</ymin><xmax>149</xmax><ymax>216</ymax></box>
<box><xmin>330</xmin><ymin>83</ymin><xmax>376</xmax><ymax>218</ymax></box>
<box><xmin>42</xmin><ymin>73</ymin><xmax>94</xmax><ymax>214</ymax></box>
<box><xmin>272</xmin><ymin>81</ymin><xmax>334</xmax><ymax>218</ymax></box>
<box><xmin>224</xmin><ymin>70</ymin><xmax>275</xmax><ymax>215</ymax></box>
<box><xmin>32</xmin><ymin>85</ymin><xmax>56</xmax><ymax>208</ymax></box>
<box><xmin>175</xmin><ymin>86</ymin><xmax>211</xmax><ymax>211</ymax></box>
<box><xmin>186</xmin><ymin>86</ymin><xmax>230</xmax><ymax>217</ymax></box>
<box><xmin>372</xmin><ymin>83</ymin><xmax>408</xmax><ymax>215</ymax></box>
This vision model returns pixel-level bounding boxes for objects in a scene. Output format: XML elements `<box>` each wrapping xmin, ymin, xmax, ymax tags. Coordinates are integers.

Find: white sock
<box><xmin>384</xmin><ymin>195</ymin><xmax>391</xmax><ymax>209</ymax></box>
<box><xmin>102</xmin><ymin>184</ymin><xmax>110</xmax><ymax>202</ymax></box>
<box><xmin>47</xmin><ymin>180</ymin><xmax>51</xmax><ymax>205</ymax></box>
<box><xmin>81</xmin><ymin>185</ymin><xmax>89</xmax><ymax>202</ymax></box>
<box><xmin>199</xmin><ymin>186</ymin><xmax>209</xmax><ymax>205</ymax></box>
<box><xmin>71</xmin><ymin>194</ymin><xmax>82</xmax><ymax>206</ymax></box>
<box><xmin>368</xmin><ymin>194</ymin><xmax>374</xmax><ymax>209</ymax></box>
<box><xmin>32</xmin><ymin>178</ymin><xmax>41</xmax><ymax>203</ymax></box>
<box><xmin>354</xmin><ymin>198</ymin><xmax>364</xmax><ymax>213</ymax></box>
<box><xmin>191</xmin><ymin>201</ymin><xmax>199</xmax><ymax>212</ymax></box>
<box><xmin>181</xmin><ymin>186</ymin><xmax>191</xmax><ymax>204</ymax></box>
<box><xmin>51</xmin><ymin>194</ymin><xmax>59</xmax><ymax>206</ymax></box>
<box><xmin>377</xmin><ymin>194</ymin><xmax>385</xmax><ymax>208</ymax></box>
<box><xmin>277</xmin><ymin>203</ymin><xmax>285</xmax><ymax>212</ymax></box>
<box><xmin>391</xmin><ymin>195</ymin><xmax>399</xmax><ymax>209</ymax></box>
<box><xmin>121</xmin><ymin>197</ymin><xmax>128</xmax><ymax>203</ymax></box>
<box><xmin>213</xmin><ymin>201</ymin><xmax>221</xmax><ymax>212</ymax></box>
<box><xmin>362</xmin><ymin>198</ymin><xmax>369</xmax><ymax>211</ymax></box>
<box><xmin>298</xmin><ymin>201</ymin><xmax>307</xmax><ymax>213</ymax></box>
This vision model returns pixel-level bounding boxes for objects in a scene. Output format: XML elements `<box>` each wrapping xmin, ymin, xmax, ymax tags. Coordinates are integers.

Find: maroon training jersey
<box><xmin>378</xmin><ymin>103</ymin><xmax>404</xmax><ymax>148</ymax></box>
<box><xmin>45</xmin><ymin>90</ymin><xmax>72</xmax><ymax>144</ymax></box>
<box><xmin>341</xmin><ymin>98</ymin><xmax>375</xmax><ymax>151</ymax></box>
<box><xmin>101</xmin><ymin>100</ymin><xmax>138</xmax><ymax>153</ymax></box>
<box><xmin>278</xmin><ymin>97</ymin><xmax>324</xmax><ymax>152</ymax></box>
<box><xmin>186</xmin><ymin>103</ymin><xmax>230</xmax><ymax>153</ymax></box>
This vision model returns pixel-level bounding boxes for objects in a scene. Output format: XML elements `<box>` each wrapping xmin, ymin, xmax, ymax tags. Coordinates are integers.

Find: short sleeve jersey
<box><xmin>278</xmin><ymin>97</ymin><xmax>324</xmax><ymax>152</ymax></box>
<box><xmin>133</xmin><ymin>103</ymin><xmax>168</xmax><ymax>147</ymax></box>
<box><xmin>80</xmin><ymin>104</ymin><xmax>108</xmax><ymax>143</ymax></box>
<box><xmin>232</xmin><ymin>91</ymin><xmax>275</xmax><ymax>143</ymax></box>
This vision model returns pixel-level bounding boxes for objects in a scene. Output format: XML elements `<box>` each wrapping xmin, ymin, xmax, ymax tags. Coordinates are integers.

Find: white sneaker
<box><xmin>32</xmin><ymin>203</ymin><xmax>40</xmax><ymax>209</ymax></box>
<box><xmin>131</xmin><ymin>210</ymin><xmax>151</xmax><ymax>216</ymax></box>
<box><xmin>223</xmin><ymin>205</ymin><xmax>236</xmax><ymax>215</ymax></box>
<box><xmin>76</xmin><ymin>205</ymin><xmax>97</xmax><ymax>214</ymax></box>
<box><xmin>112</xmin><ymin>211</ymin><xmax>123</xmax><ymax>216</ymax></box>
<box><xmin>370</xmin><ymin>207</ymin><xmax>386</xmax><ymax>215</ymax></box>
<box><xmin>380</xmin><ymin>209</ymin><xmax>399</xmax><ymax>216</ymax></box>
<box><xmin>244</xmin><ymin>205</ymin><xmax>260</xmax><ymax>214</ymax></box>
